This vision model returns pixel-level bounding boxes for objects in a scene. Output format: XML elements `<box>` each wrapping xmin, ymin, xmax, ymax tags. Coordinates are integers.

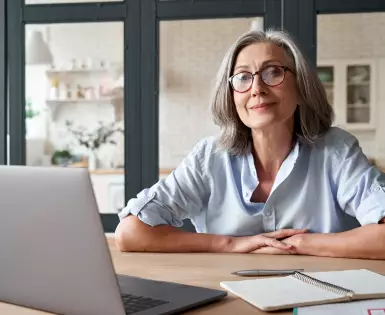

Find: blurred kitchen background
<box><xmin>21</xmin><ymin>4</ymin><xmax>385</xmax><ymax>217</ymax></box>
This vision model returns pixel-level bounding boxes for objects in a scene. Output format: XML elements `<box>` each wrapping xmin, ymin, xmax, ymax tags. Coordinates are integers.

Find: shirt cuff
<box><xmin>118</xmin><ymin>193</ymin><xmax>184</xmax><ymax>228</ymax></box>
<box><xmin>355</xmin><ymin>184</ymin><xmax>385</xmax><ymax>225</ymax></box>
<box><xmin>118</xmin><ymin>191</ymin><xmax>155</xmax><ymax>220</ymax></box>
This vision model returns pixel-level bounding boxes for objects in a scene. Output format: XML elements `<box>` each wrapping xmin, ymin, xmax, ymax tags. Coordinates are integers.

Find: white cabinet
<box><xmin>317</xmin><ymin>59</ymin><xmax>376</xmax><ymax>131</ymax></box>
<box><xmin>90</xmin><ymin>172</ymin><xmax>125</xmax><ymax>214</ymax></box>
<box><xmin>89</xmin><ymin>169</ymin><xmax>173</xmax><ymax>214</ymax></box>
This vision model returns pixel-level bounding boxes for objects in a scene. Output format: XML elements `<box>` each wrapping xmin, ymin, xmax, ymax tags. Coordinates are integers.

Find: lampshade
<box><xmin>26</xmin><ymin>30</ymin><xmax>53</xmax><ymax>65</ymax></box>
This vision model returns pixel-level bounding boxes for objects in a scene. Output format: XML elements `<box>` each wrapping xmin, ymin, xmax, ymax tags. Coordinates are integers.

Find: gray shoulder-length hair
<box><xmin>211</xmin><ymin>28</ymin><xmax>334</xmax><ymax>155</ymax></box>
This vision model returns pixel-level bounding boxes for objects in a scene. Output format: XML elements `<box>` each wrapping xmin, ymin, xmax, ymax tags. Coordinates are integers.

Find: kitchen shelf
<box><xmin>46</xmin><ymin>97</ymin><xmax>119</xmax><ymax>103</ymax></box>
<box><xmin>45</xmin><ymin>61</ymin><xmax>124</xmax><ymax>121</ymax></box>
<box><xmin>46</xmin><ymin>96</ymin><xmax>123</xmax><ymax>120</ymax></box>
<box><xmin>46</xmin><ymin>67</ymin><xmax>114</xmax><ymax>75</ymax></box>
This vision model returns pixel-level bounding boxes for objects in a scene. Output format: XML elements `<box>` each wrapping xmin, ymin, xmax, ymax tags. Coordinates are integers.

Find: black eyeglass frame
<box><xmin>228</xmin><ymin>65</ymin><xmax>293</xmax><ymax>93</ymax></box>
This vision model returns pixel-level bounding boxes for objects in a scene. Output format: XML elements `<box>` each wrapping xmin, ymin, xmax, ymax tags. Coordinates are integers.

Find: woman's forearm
<box><xmin>295</xmin><ymin>224</ymin><xmax>385</xmax><ymax>260</ymax></box>
<box><xmin>115</xmin><ymin>215</ymin><xmax>231</xmax><ymax>253</ymax></box>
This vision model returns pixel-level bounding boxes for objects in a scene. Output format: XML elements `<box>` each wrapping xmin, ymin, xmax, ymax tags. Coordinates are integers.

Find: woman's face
<box><xmin>231</xmin><ymin>42</ymin><xmax>300</xmax><ymax>131</ymax></box>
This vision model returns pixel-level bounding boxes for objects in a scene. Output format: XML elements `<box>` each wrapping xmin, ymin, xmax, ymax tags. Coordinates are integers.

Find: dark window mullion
<box><xmin>283</xmin><ymin>0</ymin><xmax>317</xmax><ymax>66</ymax></box>
<box><xmin>264</xmin><ymin>0</ymin><xmax>282</xmax><ymax>30</ymax></box>
<box><xmin>282</xmin><ymin>0</ymin><xmax>299</xmax><ymax>39</ymax></box>
<box><xmin>8</xmin><ymin>0</ymin><xmax>25</xmax><ymax>166</ymax></box>
<box><xmin>23</xmin><ymin>2</ymin><xmax>126</xmax><ymax>24</ymax></box>
<box><xmin>125</xmin><ymin>0</ymin><xmax>143</xmax><ymax>201</ymax></box>
<box><xmin>157</xmin><ymin>0</ymin><xmax>265</xmax><ymax>20</ymax></box>
<box><xmin>102</xmin><ymin>0</ymin><xmax>143</xmax><ymax>233</ymax></box>
<box><xmin>141</xmin><ymin>0</ymin><xmax>158</xmax><ymax>189</ymax></box>
<box><xmin>0</xmin><ymin>0</ymin><xmax>7</xmax><ymax>165</ymax></box>
<box><xmin>316</xmin><ymin>0</ymin><xmax>385</xmax><ymax>14</ymax></box>
<box><xmin>298</xmin><ymin>0</ymin><xmax>316</xmax><ymax>66</ymax></box>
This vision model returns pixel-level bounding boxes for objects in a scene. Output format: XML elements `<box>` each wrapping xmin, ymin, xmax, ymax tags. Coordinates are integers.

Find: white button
<box><xmin>265</xmin><ymin>211</ymin><xmax>272</xmax><ymax>217</ymax></box>
<box><xmin>373</xmin><ymin>186</ymin><xmax>381</xmax><ymax>192</ymax></box>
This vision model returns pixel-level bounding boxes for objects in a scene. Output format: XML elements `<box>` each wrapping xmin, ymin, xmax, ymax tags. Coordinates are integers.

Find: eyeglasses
<box><xmin>228</xmin><ymin>65</ymin><xmax>292</xmax><ymax>93</ymax></box>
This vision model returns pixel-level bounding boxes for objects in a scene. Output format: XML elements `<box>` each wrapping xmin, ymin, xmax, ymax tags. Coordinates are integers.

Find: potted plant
<box><xmin>65</xmin><ymin>120</ymin><xmax>123</xmax><ymax>170</ymax></box>
<box><xmin>51</xmin><ymin>149</ymin><xmax>72</xmax><ymax>166</ymax></box>
<box><xmin>25</xmin><ymin>98</ymin><xmax>40</xmax><ymax>136</ymax></box>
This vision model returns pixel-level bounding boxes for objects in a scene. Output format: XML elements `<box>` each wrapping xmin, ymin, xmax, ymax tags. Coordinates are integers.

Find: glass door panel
<box><xmin>25</xmin><ymin>22</ymin><xmax>125</xmax><ymax>215</ymax></box>
<box><xmin>158</xmin><ymin>17</ymin><xmax>263</xmax><ymax>179</ymax></box>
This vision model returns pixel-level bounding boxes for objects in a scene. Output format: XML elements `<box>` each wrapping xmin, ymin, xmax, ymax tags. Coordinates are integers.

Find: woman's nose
<box><xmin>251</xmin><ymin>75</ymin><xmax>267</xmax><ymax>97</ymax></box>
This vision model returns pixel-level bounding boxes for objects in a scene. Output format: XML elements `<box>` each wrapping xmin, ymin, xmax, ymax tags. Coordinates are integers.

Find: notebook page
<box><xmin>296</xmin><ymin>299</ymin><xmax>385</xmax><ymax>315</ymax></box>
<box><xmin>220</xmin><ymin>276</ymin><xmax>344</xmax><ymax>311</ymax></box>
<box><xmin>303</xmin><ymin>269</ymin><xmax>385</xmax><ymax>297</ymax></box>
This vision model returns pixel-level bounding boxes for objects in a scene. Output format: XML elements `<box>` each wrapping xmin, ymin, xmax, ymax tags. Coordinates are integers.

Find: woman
<box><xmin>115</xmin><ymin>29</ymin><xmax>385</xmax><ymax>259</ymax></box>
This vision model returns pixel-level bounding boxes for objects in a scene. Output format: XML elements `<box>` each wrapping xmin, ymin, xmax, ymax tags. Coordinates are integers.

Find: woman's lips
<box><xmin>249</xmin><ymin>102</ymin><xmax>274</xmax><ymax>110</ymax></box>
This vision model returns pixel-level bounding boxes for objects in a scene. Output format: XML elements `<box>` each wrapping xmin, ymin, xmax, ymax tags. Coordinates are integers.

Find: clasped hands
<box><xmin>227</xmin><ymin>228</ymin><xmax>308</xmax><ymax>255</ymax></box>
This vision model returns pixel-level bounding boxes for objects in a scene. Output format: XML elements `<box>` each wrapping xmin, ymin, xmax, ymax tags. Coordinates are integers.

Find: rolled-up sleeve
<box><xmin>333</xmin><ymin>133</ymin><xmax>385</xmax><ymax>225</ymax></box>
<box><xmin>118</xmin><ymin>139</ymin><xmax>210</xmax><ymax>227</ymax></box>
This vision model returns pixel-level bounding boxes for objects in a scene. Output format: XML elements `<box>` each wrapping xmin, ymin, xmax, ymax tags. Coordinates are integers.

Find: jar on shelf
<box><xmin>85</xmin><ymin>87</ymin><xmax>96</xmax><ymax>100</ymax></box>
<box><xmin>65</xmin><ymin>84</ymin><xmax>73</xmax><ymax>100</ymax></box>
<box><xmin>71</xmin><ymin>58</ymin><xmax>78</xmax><ymax>70</ymax></box>
<box><xmin>49</xmin><ymin>77</ymin><xmax>60</xmax><ymax>100</ymax></box>
<box><xmin>76</xmin><ymin>84</ymin><xmax>85</xmax><ymax>99</ymax></box>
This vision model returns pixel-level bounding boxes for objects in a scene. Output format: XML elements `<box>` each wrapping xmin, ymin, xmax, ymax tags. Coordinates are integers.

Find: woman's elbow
<box><xmin>114</xmin><ymin>215</ymin><xmax>138</xmax><ymax>252</ymax></box>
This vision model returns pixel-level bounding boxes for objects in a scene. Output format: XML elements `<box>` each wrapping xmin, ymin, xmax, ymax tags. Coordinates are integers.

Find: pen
<box><xmin>231</xmin><ymin>269</ymin><xmax>304</xmax><ymax>276</ymax></box>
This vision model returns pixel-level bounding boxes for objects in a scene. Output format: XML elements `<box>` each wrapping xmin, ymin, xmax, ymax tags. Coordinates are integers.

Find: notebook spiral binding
<box><xmin>293</xmin><ymin>272</ymin><xmax>355</xmax><ymax>299</ymax></box>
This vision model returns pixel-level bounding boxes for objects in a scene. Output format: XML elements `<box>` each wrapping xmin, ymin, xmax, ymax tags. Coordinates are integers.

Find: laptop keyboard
<box><xmin>121</xmin><ymin>293</ymin><xmax>169</xmax><ymax>314</ymax></box>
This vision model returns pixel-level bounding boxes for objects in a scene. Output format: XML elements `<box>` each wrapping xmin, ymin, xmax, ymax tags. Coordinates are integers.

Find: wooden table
<box><xmin>1</xmin><ymin>237</ymin><xmax>385</xmax><ymax>315</ymax></box>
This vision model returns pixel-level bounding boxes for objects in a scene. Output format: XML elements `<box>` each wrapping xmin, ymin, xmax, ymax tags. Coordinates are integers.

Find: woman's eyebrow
<box><xmin>261</xmin><ymin>59</ymin><xmax>284</xmax><ymax>66</ymax></box>
<box><xmin>233</xmin><ymin>64</ymin><xmax>250</xmax><ymax>72</ymax></box>
<box><xmin>233</xmin><ymin>59</ymin><xmax>284</xmax><ymax>72</ymax></box>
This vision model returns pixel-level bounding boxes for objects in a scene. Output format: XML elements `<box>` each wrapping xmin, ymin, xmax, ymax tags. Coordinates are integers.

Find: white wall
<box><xmin>317</xmin><ymin>13</ymin><xmax>385</xmax><ymax>59</ymax></box>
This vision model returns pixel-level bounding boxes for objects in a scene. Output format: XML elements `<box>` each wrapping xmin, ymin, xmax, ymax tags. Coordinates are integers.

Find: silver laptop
<box><xmin>0</xmin><ymin>166</ymin><xmax>226</xmax><ymax>315</ymax></box>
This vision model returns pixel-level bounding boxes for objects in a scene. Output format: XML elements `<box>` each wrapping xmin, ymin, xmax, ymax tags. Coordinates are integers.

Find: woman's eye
<box><xmin>265</xmin><ymin>66</ymin><xmax>281</xmax><ymax>77</ymax></box>
<box><xmin>237</xmin><ymin>73</ymin><xmax>251</xmax><ymax>81</ymax></box>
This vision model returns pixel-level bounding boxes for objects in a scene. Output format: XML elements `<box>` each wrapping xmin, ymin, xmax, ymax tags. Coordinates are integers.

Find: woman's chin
<box><xmin>244</xmin><ymin>112</ymin><xmax>294</xmax><ymax>131</ymax></box>
<box><xmin>246</xmin><ymin>118</ymin><xmax>278</xmax><ymax>130</ymax></box>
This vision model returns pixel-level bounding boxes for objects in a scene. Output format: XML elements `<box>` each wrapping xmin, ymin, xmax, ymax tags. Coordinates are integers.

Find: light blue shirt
<box><xmin>118</xmin><ymin>127</ymin><xmax>385</xmax><ymax>235</ymax></box>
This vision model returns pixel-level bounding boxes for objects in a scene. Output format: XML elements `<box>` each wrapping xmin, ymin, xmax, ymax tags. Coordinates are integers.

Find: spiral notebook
<box><xmin>220</xmin><ymin>269</ymin><xmax>385</xmax><ymax>311</ymax></box>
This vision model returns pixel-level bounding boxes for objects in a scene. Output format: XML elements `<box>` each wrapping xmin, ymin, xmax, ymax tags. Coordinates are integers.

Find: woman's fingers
<box><xmin>264</xmin><ymin>237</ymin><xmax>293</xmax><ymax>250</ymax></box>
<box><xmin>264</xmin><ymin>228</ymin><xmax>307</xmax><ymax>239</ymax></box>
<box><xmin>228</xmin><ymin>229</ymin><xmax>307</xmax><ymax>253</ymax></box>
